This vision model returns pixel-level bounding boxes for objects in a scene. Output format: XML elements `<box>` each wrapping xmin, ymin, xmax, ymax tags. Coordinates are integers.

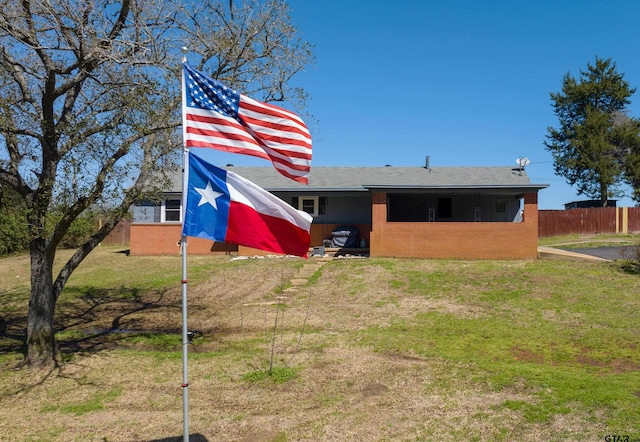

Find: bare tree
<box><xmin>0</xmin><ymin>0</ymin><xmax>313</xmax><ymax>368</ymax></box>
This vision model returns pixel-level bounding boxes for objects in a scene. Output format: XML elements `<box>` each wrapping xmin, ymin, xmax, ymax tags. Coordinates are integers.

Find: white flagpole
<box><xmin>180</xmin><ymin>52</ymin><xmax>190</xmax><ymax>442</ymax></box>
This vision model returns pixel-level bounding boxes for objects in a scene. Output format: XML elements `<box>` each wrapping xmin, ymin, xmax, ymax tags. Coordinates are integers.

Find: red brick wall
<box><xmin>130</xmin><ymin>222</ymin><xmax>373</xmax><ymax>256</ymax></box>
<box><xmin>131</xmin><ymin>191</ymin><xmax>539</xmax><ymax>259</ymax></box>
<box><xmin>130</xmin><ymin>224</ymin><xmax>229</xmax><ymax>256</ymax></box>
<box><xmin>369</xmin><ymin>192</ymin><xmax>539</xmax><ymax>259</ymax></box>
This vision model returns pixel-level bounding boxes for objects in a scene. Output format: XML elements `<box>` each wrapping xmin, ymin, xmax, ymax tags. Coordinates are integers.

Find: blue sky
<box><xmin>213</xmin><ymin>1</ymin><xmax>640</xmax><ymax>209</ymax></box>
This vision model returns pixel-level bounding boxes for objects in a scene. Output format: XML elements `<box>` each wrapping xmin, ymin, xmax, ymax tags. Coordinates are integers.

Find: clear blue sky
<box><xmin>216</xmin><ymin>1</ymin><xmax>640</xmax><ymax>209</ymax></box>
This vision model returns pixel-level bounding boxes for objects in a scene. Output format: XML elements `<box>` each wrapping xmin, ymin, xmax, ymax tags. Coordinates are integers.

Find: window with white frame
<box><xmin>293</xmin><ymin>196</ymin><xmax>326</xmax><ymax>217</ymax></box>
<box><xmin>162</xmin><ymin>199</ymin><xmax>181</xmax><ymax>222</ymax></box>
<box><xmin>301</xmin><ymin>197</ymin><xmax>318</xmax><ymax>216</ymax></box>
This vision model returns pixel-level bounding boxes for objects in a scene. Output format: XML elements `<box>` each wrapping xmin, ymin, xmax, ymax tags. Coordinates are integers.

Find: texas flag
<box><xmin>182</xmin><ymin>152</ymin><xmax>312</xmax><ymax>258</ymax></box>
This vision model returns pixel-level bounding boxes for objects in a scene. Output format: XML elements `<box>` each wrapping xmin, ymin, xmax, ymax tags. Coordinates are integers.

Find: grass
<box><xmin>538</xmin><ymin>233</ymin><xmax>640</xmax><ymax>247</ymax></box>
<box><xmin>357</xmin><ymin>258</ymin><xmax>640</xmax><ymax>433</ymax></box>
<box><xmin>360</xmin><ymin>311</ymin><xmax>640</xmax><ymax>425</ymax></box>
<box><xmin>0</xmin><ymin>246</ymin><xmax>639</xmax><ymax>440</ymax></box>
<box><xmin>41</xmin><ymin>388</ymin><xmax>123</xmax><ymax>415</ymax></box>
<box><xmin>242</xmin><ymin>366</ymin><xmax>299</xmax><ymax>384</ymax></box>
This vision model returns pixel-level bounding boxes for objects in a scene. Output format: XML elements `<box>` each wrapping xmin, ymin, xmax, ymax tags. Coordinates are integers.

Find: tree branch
<box><xmin>52</xmin><ymin>135</ymin><xmax>162</xmax><ymax>300</ymax></box>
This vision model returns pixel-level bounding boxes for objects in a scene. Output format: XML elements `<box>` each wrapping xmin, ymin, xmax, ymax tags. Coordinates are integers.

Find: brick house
<box><xmin>130</xmin><ymin>163</ymin><xmax>547</xmax><ymax>259</ymax></box>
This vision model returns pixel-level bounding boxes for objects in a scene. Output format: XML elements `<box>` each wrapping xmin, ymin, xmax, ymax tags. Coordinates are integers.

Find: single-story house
<box><xmin>130</xmin><ymin>161</ymin><xmax>548</xmax><ymax>259</ymax></box>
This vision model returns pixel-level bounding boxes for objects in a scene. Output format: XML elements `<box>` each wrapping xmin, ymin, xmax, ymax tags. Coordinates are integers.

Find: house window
<box><xmin>162</xmin><ymin>199</ymin><xmax>181</xmax><ymax>222</ymax></box>
<box><xmin>293</xmin><ymin>196</ymin><xmax>326</xmax><ymax>217</ymax></box>
<box><xmin>387</xmin><ymin>194</ymin><xmax>428</xmax><ymax>222</ymax></box>
<box><xmin>301</xmin><ymin>197</ymin><xmax>317</xmax><ymax>215</ymax></box>
<box><xmin>493</xmin><ymin>199</ymin><xmax>509</xmax><ymax>222</ymax></box>
<box><xmin>437</xmin><ymin>198</ymin><xmax>452</xmax><ymax>219</ymax></box>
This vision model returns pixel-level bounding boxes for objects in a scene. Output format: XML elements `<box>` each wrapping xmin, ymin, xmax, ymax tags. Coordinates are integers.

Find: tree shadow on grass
<box><xmin>0</xmin><ymin>287</ymin><xmax>29</xmax><ymax>360</ymax></box>
<box><xmin>57</xmin><ymin>285</ymin><xmax>184</xmax><ymax>354</ymax></box>
<box><xmin>1</xmin><ymin>284</ymin><xmax>185</xmax><ymax>362</ymax></box>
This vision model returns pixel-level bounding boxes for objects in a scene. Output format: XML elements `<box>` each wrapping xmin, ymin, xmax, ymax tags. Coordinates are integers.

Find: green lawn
<box><xmin>0</xmin><ymin>247</ymin><xmax>639</xmax><ymax>441</ymax></box>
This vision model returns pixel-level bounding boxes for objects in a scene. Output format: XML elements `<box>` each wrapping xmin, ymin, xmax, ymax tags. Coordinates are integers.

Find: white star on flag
<box><xmin>194</xmin><ymin>182</ymin><xmax>223</xmax><ymax>209</ymax></box>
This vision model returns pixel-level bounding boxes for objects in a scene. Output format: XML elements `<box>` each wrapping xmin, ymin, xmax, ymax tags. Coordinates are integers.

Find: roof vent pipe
<box><xmin>425</xmin><ymin>156</ymin><xmax>431</xmax><ymax>171</ymax></box>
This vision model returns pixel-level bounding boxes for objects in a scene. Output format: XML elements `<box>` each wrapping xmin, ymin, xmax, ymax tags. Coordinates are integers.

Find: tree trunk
<box><xmin>601</xmin><ymin>184</ymin><xmax>608</xmax><ymax>207</ymax></box>
<box><xmin>25</xmin><ymin>239</ymin><xmax>58</xmax><ymax>368</ymax></box>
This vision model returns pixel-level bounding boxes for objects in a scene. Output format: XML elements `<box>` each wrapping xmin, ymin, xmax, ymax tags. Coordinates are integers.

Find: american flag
<box><xmin>182</xmin><ymin>63</ymin><xmax>312</xmax><ymax>184</ymax></box>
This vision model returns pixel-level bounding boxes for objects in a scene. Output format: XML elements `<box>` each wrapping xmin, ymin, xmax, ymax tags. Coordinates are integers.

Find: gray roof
<box><xmin>169</xmin><ymin>165</ymin><xmax>548</xmax><ymax>193</ymax></box>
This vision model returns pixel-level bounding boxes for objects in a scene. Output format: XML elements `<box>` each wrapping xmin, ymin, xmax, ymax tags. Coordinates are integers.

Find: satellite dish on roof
<box><xmin>515</xmin><ymin>157</ymin><xmax>530</xmax><ymax>176</ymax></box>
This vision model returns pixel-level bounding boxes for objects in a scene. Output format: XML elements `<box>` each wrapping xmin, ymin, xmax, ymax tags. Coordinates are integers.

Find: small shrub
<box><xmin>618</xmin><ymin>245</ymin><xmax>640</xmax><ymax>273</ymax></box>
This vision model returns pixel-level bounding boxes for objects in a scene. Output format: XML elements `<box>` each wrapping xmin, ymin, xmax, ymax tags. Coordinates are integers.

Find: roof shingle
<box><xmin>169</xmin><ymin>165</ymin><xmax>547</xmax><ymax>193</ymax></box>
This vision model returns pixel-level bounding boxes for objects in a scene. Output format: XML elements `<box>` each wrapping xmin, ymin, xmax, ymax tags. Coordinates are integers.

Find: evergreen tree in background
<box><xmin>616</xmin><ymin>115</ymin><xmax>640</xmax><ymax>203</ymax></box>
<box><xmin>545</xmin><ymin>56</ymin><xmax>640</xmax><ymax>206</ymax></box>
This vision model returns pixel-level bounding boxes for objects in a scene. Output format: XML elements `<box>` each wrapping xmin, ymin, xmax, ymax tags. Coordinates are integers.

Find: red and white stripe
<box><xmin>225</xmin><ymin>169</ymin><xmax>313</xmax><ymax>257</ymax></box>
<box><xmin>184</xmin><ymin>95</ymin><xmax>312</xmax><ymax>184</ymax></box>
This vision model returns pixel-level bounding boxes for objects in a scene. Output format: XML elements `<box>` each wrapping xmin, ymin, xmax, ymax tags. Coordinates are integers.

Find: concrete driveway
<box><xmin>538</xmin><ymin>244</ymin><xmax>638</xmax><ymax>261</ymax></box>
<box><xmin>558</xmin><ymin>245</ymin><xmax>637</xmax><ymax>261</ymax></box>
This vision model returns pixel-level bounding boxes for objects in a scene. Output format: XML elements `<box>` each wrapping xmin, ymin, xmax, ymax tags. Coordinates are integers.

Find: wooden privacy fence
<box><xmin>539</xmin><ymin>207</ymin><xmax>640</xmax><ymax>238</ymax></box>
<box><xmin>101</xmin><ymin>219</ymin><xmax>131</xmax><ymax>246</ymax></box>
